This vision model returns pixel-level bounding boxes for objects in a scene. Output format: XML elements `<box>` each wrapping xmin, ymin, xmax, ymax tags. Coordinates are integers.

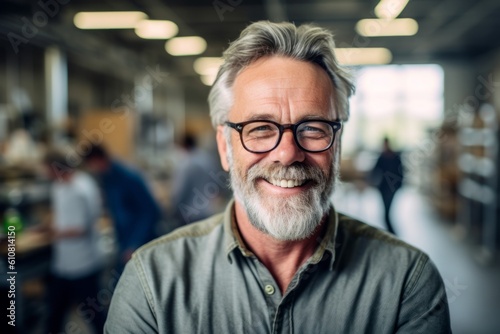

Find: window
<box><xmin>342</xmin><ymin>64</ymin><xmax>444</xmax><ymax>155</ymax></box>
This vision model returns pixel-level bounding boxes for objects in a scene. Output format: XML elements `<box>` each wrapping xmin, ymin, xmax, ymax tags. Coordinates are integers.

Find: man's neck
<box><xmin>234</xmin><ymin>202</ymin><xmax>325</xmax><ymax>294</ymax></box>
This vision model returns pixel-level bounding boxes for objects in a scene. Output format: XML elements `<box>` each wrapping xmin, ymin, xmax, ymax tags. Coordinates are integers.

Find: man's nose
<box><xmin>269</xmin><ymin>130</ymin><xmax>306</xmax><ymax>166</ymax></box>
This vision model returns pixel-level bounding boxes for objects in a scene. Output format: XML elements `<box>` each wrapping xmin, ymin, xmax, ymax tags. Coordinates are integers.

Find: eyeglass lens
<box><xmin>241</xmin><ymin>121</ymin><xmax>335</xmax><ymax>152</ymax></box>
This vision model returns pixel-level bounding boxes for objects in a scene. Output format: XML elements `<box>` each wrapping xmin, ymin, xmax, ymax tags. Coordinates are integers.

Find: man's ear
<box><xmin>216</xmin><ymin>125</ymin><xmax>230</xmax><ymax>172</ymax></box>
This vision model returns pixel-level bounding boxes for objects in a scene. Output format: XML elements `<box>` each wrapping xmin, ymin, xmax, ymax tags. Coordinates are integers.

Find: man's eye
<box><xmin>299</xmin><ymin>126</ymin><xmax>326</xmax><ymax>136</ymax></box>
<box><xmin>246</xmin><ymin>124</ymin><xmax>275</xmax><ymax>135</ymax></box>
<box><xmin>252</xmin><ymin>125</ymin><xmax>272</xmax><ymax>131</ymax></box>
<box><xmin>298</xmin><ymin>122</ymin><xmax>334</xmax><ymax>140</ymax></box>
<box><xmin>302</xmin><ymin>126</ymin><xmax>324</xmax><ymax>133</ymax></box>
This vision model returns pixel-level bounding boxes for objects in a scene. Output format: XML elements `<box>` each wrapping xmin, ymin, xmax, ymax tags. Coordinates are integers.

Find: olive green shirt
<box><xmin>105</xmin><ymin>199</ymin><xmax>451</xmax><ymax>333</ymax></box>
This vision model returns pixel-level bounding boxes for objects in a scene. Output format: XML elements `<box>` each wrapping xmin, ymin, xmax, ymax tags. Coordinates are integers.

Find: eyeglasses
<box><xmin>225</xmin><ymin>119</ymin><xmax>342</xmax><ymax>153</ymax></box>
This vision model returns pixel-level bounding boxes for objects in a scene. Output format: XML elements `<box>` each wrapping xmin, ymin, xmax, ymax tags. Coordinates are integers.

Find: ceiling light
<box><xmin>74</xmin><ymin>11</ymin><xmax>147</xmax><ymax>29</ymax></box>
<box><xmin>356</xmin><ymin>18</ymin><xmax>418</xmax><ymax>37</ymax></box>
<box><xmin>165</xmin><ymin>36</ymin><xmax>207</xmax><ymax>56</ymax></box>
<box><xmin>375</xmin><ymin>0</ymin><xmax>409</xmax><ymax>20</ymax></box>
<box><xmin>200</xmin><ymin>74</ymin><xmax>217</xmax><ymax>86</ymax></box>
<box><xmin>334</xmin><ymin>48</ymin><xmax>392</xmax><ymax>66</ymax></box>
<box><xmin>193</xmin><ymin>57</ymin><xmax>224</xmax><ymax>76</ymax></box>
<box><xmin>135</xmin><ymin>20</ymin><xmax>178</xmax><ymax>39</ymax></box>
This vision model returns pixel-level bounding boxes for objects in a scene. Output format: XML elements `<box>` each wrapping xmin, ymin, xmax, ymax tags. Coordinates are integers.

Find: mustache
<box><xmin>246</xmin><ymin>162</ymin><xmax>328</xmax><ymax>184</ymax></box>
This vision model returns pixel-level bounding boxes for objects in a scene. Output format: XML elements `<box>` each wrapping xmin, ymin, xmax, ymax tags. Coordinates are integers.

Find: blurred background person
<box><xmin>369</xmin><ymin>137</ymin><xmax>404</xmax><ymax>234</ymax></box>
<box><xmin>168</xmin><ymin>133</ymin><xmax>226</xmax><ymax>231</ymax></box>
<box><xmin>42</xmin><ymin>148</ymin><xmax>105</xmax><ymax>334</ymax></box>
<box><xmin>83</xmin><ymin>144</ymin><xmax>163</xmax><ymax>273</ymax></box>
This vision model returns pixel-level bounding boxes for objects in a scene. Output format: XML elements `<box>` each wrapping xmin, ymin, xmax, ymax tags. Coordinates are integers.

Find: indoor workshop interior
<box><xmin>1</xmin><ymin>0</ymin><xmax>500</xmax><ymax>333</ymax></box>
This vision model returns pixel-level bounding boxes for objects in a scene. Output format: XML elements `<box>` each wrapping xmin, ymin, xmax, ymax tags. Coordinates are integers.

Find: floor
<box><xmin>332</xmin><ymin>183</ymin><xmax>500</xmax><ymax>334</ymax></box>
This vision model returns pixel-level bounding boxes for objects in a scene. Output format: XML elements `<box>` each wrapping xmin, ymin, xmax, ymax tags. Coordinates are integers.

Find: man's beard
<box><xmin>226</xmin><ymin>141</ymin><xmax>339</xmax><ymax>241</ymax></box>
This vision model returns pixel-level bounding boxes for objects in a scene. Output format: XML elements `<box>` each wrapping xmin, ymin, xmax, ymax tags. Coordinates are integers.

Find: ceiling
<box><xmin>2</xmin><ymin>0</ymin><xmax>500</xmax><ymax>105</ymax></box>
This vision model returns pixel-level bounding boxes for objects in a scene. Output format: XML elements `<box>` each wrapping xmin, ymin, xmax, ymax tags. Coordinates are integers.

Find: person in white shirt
<box><xmin>43</xmin><ymin>148</ymin><xmax>105</xmax><ymax>334</ymax></box>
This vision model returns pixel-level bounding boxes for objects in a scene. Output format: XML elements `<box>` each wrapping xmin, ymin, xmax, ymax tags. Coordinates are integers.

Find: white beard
<box><xmin>226</xmin><ymin>140</ymin><xmax>339</xmax><ymax>241</ymax></box>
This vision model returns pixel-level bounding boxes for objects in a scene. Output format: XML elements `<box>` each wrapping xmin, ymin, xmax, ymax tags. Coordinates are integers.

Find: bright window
<box><xmin>342</xmin><ymin>64</ymin><xmax>444</xmax><ymax>155</ymax></box>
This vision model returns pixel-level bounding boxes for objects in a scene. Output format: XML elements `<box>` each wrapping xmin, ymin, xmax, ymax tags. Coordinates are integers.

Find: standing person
<box><xmin>169</xmin><ymin>133</ymin><xmax>226</xmax><ymax>230</ymax></box>
<box><xmin>370</xmin><ymin>137</ymin><xmax>405</xmax><ymax>234</ymax></box>
<box><xmin>83</xmin><ymin>144</ymin><xmax>162</xmax><ymax>273</ymax></box>
<box><xmin>43</xmin><ymin>148</ymin><xmax>105</xmax><ymax>334</ymax></box>
<box><xmin>105</xmin><ymin>21</ymin><xmax>451</xmax><ymax>333</ymax></box>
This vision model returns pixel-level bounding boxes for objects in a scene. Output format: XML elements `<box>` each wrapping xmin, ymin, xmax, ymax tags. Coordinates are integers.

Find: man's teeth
<box><xmin>270</xmin><ymin>179</ymin><xmax>304</xmax><ymax>188</ymax></box>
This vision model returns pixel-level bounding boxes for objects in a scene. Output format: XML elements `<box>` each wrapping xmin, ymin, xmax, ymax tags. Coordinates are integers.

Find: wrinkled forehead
<box><xmin>230</xmin><ymin>56</ymin><xmax>336</xmax><ymax>118</ymax></box>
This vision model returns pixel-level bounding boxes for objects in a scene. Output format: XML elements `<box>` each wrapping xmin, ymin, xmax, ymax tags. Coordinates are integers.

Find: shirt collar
<box><xmin>223</xmin><ymin>198</ymin><xmax>339</xmax><ymax>269</ymax></box>
<box><xmin>223</xmin><ymin>199</ymin><xmax>242</xmax><ymax>263</ymax></box>
<box><xmin>308</xmin><ymin>205</ymin><xmax>339</xmax><ymax>270</ymax></box>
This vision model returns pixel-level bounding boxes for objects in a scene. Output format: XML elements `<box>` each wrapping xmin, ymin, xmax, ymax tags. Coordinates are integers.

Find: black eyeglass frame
<box><xmin>225</xmin><ymin>119</ymin><xmax>342</xmax><ymax>153</ymax></box>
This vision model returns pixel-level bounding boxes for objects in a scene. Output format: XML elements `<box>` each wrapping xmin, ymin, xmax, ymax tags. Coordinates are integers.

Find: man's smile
<box><xmin>268</xmin><ymin>178</ymin><xmax>307</xmax><ymax>188</ymax></box>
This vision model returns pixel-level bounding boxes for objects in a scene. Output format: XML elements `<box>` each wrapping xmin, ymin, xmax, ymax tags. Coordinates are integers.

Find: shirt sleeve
<box><xmin>104</xmin><ymin>256</ymin><xmax>158</xmax><ymax>333</ymax></box>
<box><xmin>395</xmin><ymin>254</ymin><xmax>452</xmax><ymax>333</ymax></box>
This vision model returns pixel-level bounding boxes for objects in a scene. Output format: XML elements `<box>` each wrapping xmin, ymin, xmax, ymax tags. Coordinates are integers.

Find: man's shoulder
<box><xmin>133</xmin><ymin>212</ymin><xmax>226</xmax><ymax>260</ymax></box>
<box><xmin>336</xmin><ymin>213</ymin><xmax>423</xmax><ymax>257</ymax></box>
<box><xmin>333</xmin><ymin>213</ymin><xmax>436</xmax><ymax>291</ymax></box>
<box><xmin>111</xmin><ymin>160</ymin><xmax>139</xmax><ymax>178</ymax></box>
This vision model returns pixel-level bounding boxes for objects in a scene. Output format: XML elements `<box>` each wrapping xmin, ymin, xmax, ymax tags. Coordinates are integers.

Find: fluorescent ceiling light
<box><xmin>74</xmin><ymin>11</ymin><xmax>147</xmax><ymax>29</ymax></box>
<box><xmin>375</xmin><ymin>0</ymin><xmax>409</xmax><ymax>20</ymax></box>
<box><xmin>165</xmin><ymin>36</ymin><xmax>207</xmax><ymax>56</ymax></box>
<box><xmin>193</xmin><ymin>57</ymin><xmax>224</xmax><ymax>76</ymax></box>
<box><xmin>334</xmin><ymin>48</ymin><xmax>392</xmax><ymax>65</ymax></box>
<box><xmin>135</xmin><ymin>20</ymin><xmax>178</xmax><ymax>39</ymax></box>
<box><xmin>356</xmin><ymin>18</ymin><xmax>418</xmax><ymax>37</ymax></box>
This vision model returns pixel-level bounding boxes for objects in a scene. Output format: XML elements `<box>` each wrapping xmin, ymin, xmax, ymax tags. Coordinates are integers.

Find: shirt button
<box><xmin>264</xmin><ymin>284</ymin><xmax>275</xmax><ymax>295</ymax></box>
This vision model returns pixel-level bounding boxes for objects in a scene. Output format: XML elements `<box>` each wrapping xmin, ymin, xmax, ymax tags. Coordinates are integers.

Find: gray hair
<box><xmin>208</xmin><ymin>21</ymin><xmax>355</xmax><ymax>127</ymax></box>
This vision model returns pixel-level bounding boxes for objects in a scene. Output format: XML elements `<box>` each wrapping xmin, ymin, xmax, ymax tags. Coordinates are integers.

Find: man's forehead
<box><xmin>230</xmin><ymin>56</ymin><xmax>335</xmax><ymax>115</ymax></box>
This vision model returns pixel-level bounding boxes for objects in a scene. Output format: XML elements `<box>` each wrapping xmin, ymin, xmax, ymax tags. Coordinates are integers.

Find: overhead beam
<box><xmin>0</xmin><ymin>16</ymin><xmax>147</xmax><ymax>80</ymax></box>
<box><xmin>415</xmin><ymin>0</ymin><xmax>500</xmax><ymax>54</ymax></box>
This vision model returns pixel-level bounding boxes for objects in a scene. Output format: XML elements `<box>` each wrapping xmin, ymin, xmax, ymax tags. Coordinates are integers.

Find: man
<box><xmin>43</xmin><ymin>148</ymin><xmax>105</xmax><ymax>334</ymax></box>
<box><xmin>370</xmin><ymin>137</ymin><xmax>405</xmax><ymax>234</ymax></box>
<box><xmin>105</xmin><ymin>21</ymin><xmax>451</xmax><ymax>333</ymax></box>
<box><xmin>84</xmin><ymin>144</ymin><xmax>162</xmax><ymax>272</ymax></box>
